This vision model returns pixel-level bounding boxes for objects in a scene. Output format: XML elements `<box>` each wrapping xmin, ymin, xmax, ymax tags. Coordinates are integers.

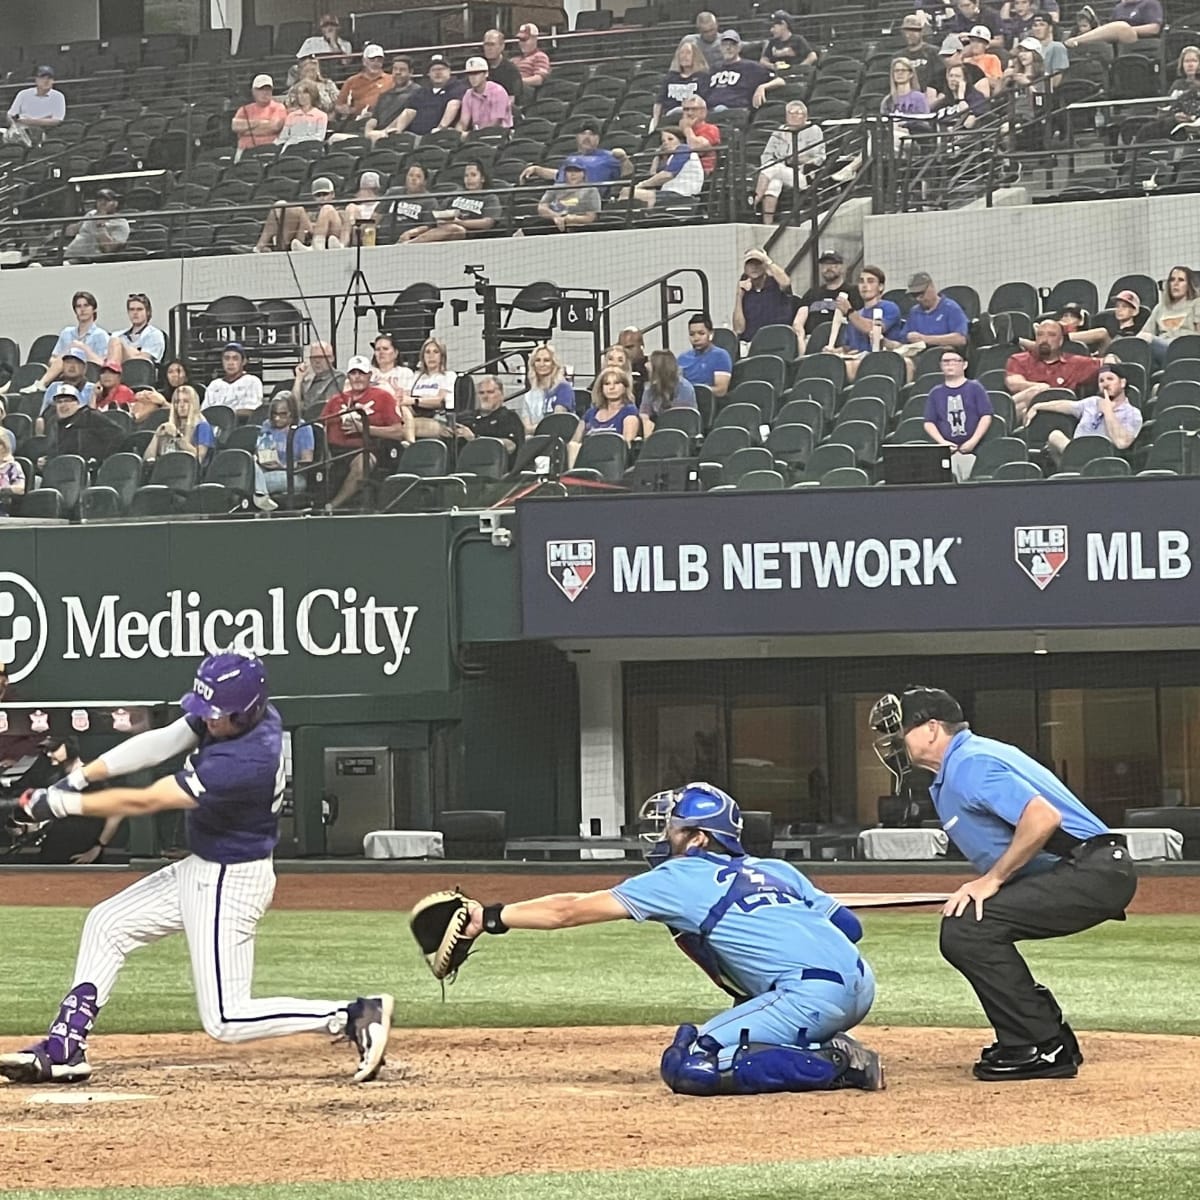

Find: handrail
<box><xmin>599</xmin><ymin>268</ymin><xmax>711</xmax><ymax>353</ymax></box>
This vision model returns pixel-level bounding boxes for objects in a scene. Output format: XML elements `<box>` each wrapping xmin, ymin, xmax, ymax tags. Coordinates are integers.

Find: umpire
<box><xmin>869</xmin><ymin>686</ymin><xmax>1137</xmax><ymax>1081</ymax></box>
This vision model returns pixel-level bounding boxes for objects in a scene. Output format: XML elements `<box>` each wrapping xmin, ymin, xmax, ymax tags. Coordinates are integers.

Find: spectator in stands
<box><xmin>520</xmin><ymin>121</ymin><xmax>631</xmax><ymax>190</ymax></box>
<box><xmin>895</xmin><ymin>272</ymin><xmax>969</xmax><ymax>350</ymax></box>
<box><xmin>296</xmin><ymin>14</ymin><xmax>352</xmax><ymax>59</ymax></box>
<box><xmin>1065</xmin><ymin>0</ymin><xmax>1162</xmax><ymax>50</ymax></box>
<box><xmin>961</xmin><ymin>26</ymin><xmax>1005</xmax><ymax>84</ymax></box>
<box><xmin>408</xmin><ymin>338</ymin><xmax>457</xmax><ymax>437</ymax></box>
<box><xmin>925</xmin><ymin>36</ymin><xmax>988</xmax><ymax>108</ymax></box>
<box><xmin>678</xmin><ymin>313</ymin><xmax>731</xmax><ymax>397</ymax></box>
<box><xmin>129</xmin><ymin>388</ymin><xmax>170</xmax><ymax>433</ymax></box>
<box><xmin>385</xmin><ymin>54</ymin><xmax>464</xmax><ymax>139</ymax></box>
<box><xmin>41</xmin><ymin>386</ymin><xmax>121</xmax><ymax>466</ymax></box>
<box><xmin>1068</xmin><ymin>4</ymin><xmax>1114</xmax><ymax>60</ymax></box>
<box><xmin>640</xmin><ymin>348</ymin><xmax>698</xmax><ymax>434</ymax></box>
<box><xmin>287</xmin><ymin>57</ymin><xmax>339</xmax><ymax>112</ymax></box>
<box><xmin>481</xmin><ymin>30</ymin><xmax>524</xmax><ymax>97</ymax></box>
<box><xmin>997</xmin><ymin>38</ymin><xmax>1048</xmax><ymax>141</ymax></box>
<box><xmin>106</xmin><ymin>290</ymin><xmax>164</xmax><ymax>369</ymax></box>
<box><xmin>1027</xmin><ymin>13</ymin><xmax>1069</xmax><ymax>87</ymax></box>
<box><xmin>677</xmin><ymin>12</ymin><xmax>724</xmax><ymax>72</ymax></box>
<box><xmin>279</xmin><ymin>341</ymin><xmax>344</xmax><ymax>415</ymax></box>
<box><xmin>458</xmin><ymin>57</ymin><xmax>514</xmax><ymax>136</ymax></box>
<box><xmin>678</xmin><ymin>97</ymin><xmax>720</xmax><ymax>175</ymax></box>
<box><xmin>933</xmin><ymin>63</ymin><xmax>992</xmax><ymax>126</ymax></box>
<box><xmin>254</xmin><ymin>393</ymin><xmax>314</xmax><ymax>506</ymax></box>
<box><xmin>708</xmin><ymin>31</ymin><xmax>784</xmax><ymax>112</ymax></box>
<box><xmin>1005</xmin><ymin>319</ymin><xmax>1100</xmax><ymax>416</ymax></box>
<box><xmin>793</xmin><ymin>250</ymin><xmax>862</xmax><ymax>344</ymax></box>
<box><xmin>734</xmin><ymin>249</ymin><xmax>795</xmax><ymax>345</ymax></box>
<box><xmin>1139</xmin><ymin>266</ymin><xmax>1200</xmax><ymax>367</ymax></box>
<box><xmin>1025</xmin><ymin>363</ymin><xmax>1141</xmax><ymax>464</ymax></box>
<box><xmin>513</xmin><ymin>24</ymin><xmax>552</xmax><ymax>95</ymax></box>
<box><xmin>1017</xmin><ymin>303</ymin><xmax>1099</xmax><ymax>350</ymax></box>
<box><xmin>342</xmin><ymin>172</ymin><xmax>385</xmax><ymax>245</ymax></box>
<box><xmin>883</xmin><ymin>57</ymin><xmax>932</xmax><ymax>129</ymax></box>
<box><xmin>0</xmin><ymin>437</ymin><xmax>26</xmax><ymax>506</ymax></box>
<box><xmin>923</xmin><ymin>348</ymin><xmax>993</xmax><ymax>480</ymax></box>
<box><xmin>1086</xmin><ymin>290</ymin><xmax>1148</xmax><ymax>350</ymax></box>
<box><xmin>619</xmin><ymin>327</ymin><xmax>648</xmax><ymax>381</ymax></box>
<box><xmin>525</xmin><ymin>158</ymin><xmax>602</xmax><ymax>234</ymax></box>
<box><xmin>62</xmin><ymin>189</ymin><xmax>130</xmax><ymax>262</ymax></box>
<box><xmin>754</xmin><ymin>100</ymin><xmax>826</xmax><ymax>223</ymax></box>
<box><xmin>836</xmin><ymin>266</ymin><xmax>904</xmax><ymax>379</ymax></box>
<box><xmin>653</xmin><ymin>40</ymin><xmax>710</xmax><ymax>129</ymax></box>
<box><xmin>145</xmin><ymin>386</ymin><xmax>215</xmax><ymax>466</ymax></box>
<box><xmin>1143</xmin><ymin>47</ymin><xmax>1200</xmax><ymax>142</ymax></box>
<box><xmin>951</xmin><ymin>0</ymin><xmax>1005</xmax><ymax>40</ymax></box>
<box><xmin>580</xmin><ymin>369</ymin><xmax>641</xmax><ymax>447</ymax></box>
<box><xmin>385</xmin><ymin>164</ymin><xmax>435</xmax><ymax>241</ymax></box>
<box><xmin>35</xmin><ymin>350</ymin><xmax>95</xmax><ymax>436</ymax></box>
<box><xmin>459</xmin><ymin>376</ymin><xmax>525</xmax><ymax>454</ymax></box>
<box><xmin>232</xmin><ymin>75</ymin><xmax>286</xmax><ymax>158</ymax></box>
<box><xmin>334</xmin><ymin>45</ymin><xmax>394</xmax><ymax>123</ymax></box>
<box><xmin>369</xmin><ymin>334</ymin><xmax>414</xmax><ymax>405</ymax></box>
<box><xmin>894</xmin><ymin>15</ymin><xmax>941</xmax><ymax>84</ymax></box>
<box><xmin>507</xmin><ymin>343</ymin><xmax>576</xmax><ymax>433</ymax></box>
<box><xmin>354</xmin><ymin>57</ymin><xmax>420</xmax><ymax>143</ymax></box>
<box><xmin>321</xmin><ymin>355</ymin><xmax>408</xmax><ymax>509</ymax></box>
<box><xmin>1001</xmin><ymin>0</ymin><xmax>1039</xmax><ymax>44</ymax></box>
<box><xmin>5</xmin><ymin>66</ymin><xmax>66</xmax><ymax>146</ymax></box>
<box><xmin>403</xmin><ymin>161</ymin><xmax>500</xmax><ymax>242</ymax></box>
<box><xmin>22</xmin><ymin>291</ymin><xmax>108</xmax><ymax>393</ymax></box>
<box><xmin>202</xmin><ymin>343</ymin><xmax>263</xmax><ymax>417</ymax></box>
<box><xmin>761</xmin><ymin>11</ymin><xmax>817</xmax><ymax>71</ymax></box>
<box><xmin>285</xmin><ymin>176</ymin><xmax>346</xmax><ymax>250</ymax></box>
<box><xmin>164</xmin><ymin>359</ymin><xmax>191</xmax><ymax>397</ymax></box>
<box><xmin>278</xmin><ymin>82</ymin><xmax>328</xmax><ymax>145</ymax></box>
<box><xmin>603</xmin><ymin>344</ymin><xmax>635</xmax><ymax>385</ymax></box>
<box><xmin>93</xmin><ymin>362</ymin><xmax>134</xmax><ymax>413</ymax></box>
<box><xmin>624</xmin><ymin>127</ymin><xmax>704</xmax><ymax>209</ymax></box>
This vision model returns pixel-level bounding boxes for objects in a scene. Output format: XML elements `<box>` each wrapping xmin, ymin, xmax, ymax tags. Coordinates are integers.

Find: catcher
<box><xmin>411</xmin><ymin>782</ymin><xmax>884</xmax><ymax>1095</ymax></box>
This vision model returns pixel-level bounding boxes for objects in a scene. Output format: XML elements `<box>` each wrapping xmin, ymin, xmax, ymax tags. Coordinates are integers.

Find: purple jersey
<box><xmin>175</xmin><ymin>705</ymin><xmax>284</xmax><ymax>864</ymax></box>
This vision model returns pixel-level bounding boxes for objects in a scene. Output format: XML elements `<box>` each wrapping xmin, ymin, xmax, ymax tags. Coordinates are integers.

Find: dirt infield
<box><xmin>3</xmin><ymin>1026</ymin><xmax>1199</xmax><ymax>1190</ymax></box>
<box><xmin>1</xmin><ymin>870</ymin><xmax>1197</xmax><ymax>913</ymax></box>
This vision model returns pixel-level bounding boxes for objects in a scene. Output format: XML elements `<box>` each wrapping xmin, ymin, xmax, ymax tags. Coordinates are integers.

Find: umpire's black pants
<box><xmin>939</xmin><ymin>838</ymin><xmax>1137</xmax><ymax>1047</ymax></box>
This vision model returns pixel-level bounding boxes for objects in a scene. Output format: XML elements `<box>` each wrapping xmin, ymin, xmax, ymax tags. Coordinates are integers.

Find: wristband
<box><xmin>481</xmin><ymin>904</ymin><xmax>509</xmax><ymax>935</ymax></box>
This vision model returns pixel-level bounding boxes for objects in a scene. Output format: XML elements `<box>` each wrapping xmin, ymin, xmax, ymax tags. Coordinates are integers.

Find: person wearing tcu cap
<box><xmin>1024</xmin><ymin>360</ymin><xmax>1141</xmax><ymax>465</ymax></box>
<box><xmin>35</xmin><ymin>348</ymin><xmax>95</xmax><ymax>436</ymax></box>
<box><xmin>868</xmin><ymin>687</ymin><xmax>1136</xmax><ymax>1081</ymax></box>
<box><xmin>760</xmin><ymin>11</ymin><xmax>817</xmax><ymax>70</ymax></box>
<box><xmin>334</xmin><ymin>44</ymin><xmax>394</xmax><ymax>122</ymax></box>
<box><xmin>513</xmin><ymin>23</ymin><xmax>551</xmax><ymax>94</ymax></box>
<box><xmin>231</xmin><ymin>75</ymin><xmax>286</xmax><ymax>158</ymax></box>
<box><xmin>62</xmin><ymin>189</ymin><xmax>130</xmax><ymax>263</ymax></box>
<box><xmin>384</xmin><ymin>55</ymin><xmax>464</xmax><ymax>139</ymax></box>
<box><xmin>707</xmin><ymin>30</ymin><xmax>784</xmax><ymax>112</ymax></box>
<box><xmin>202</xmin><ymin>342</ymin><xmax>263</xmax><ymax>418</ymax></box>
<box><xmin>5</xmin><ymin>65</ymin><xmax>66</xmax><ymax>144</ymax></box>
<box><xmin>294</xmin><ymin>13</ymin><xmax>352</xmax><ymax>59</ymax></box>
<box><xmin>457</xmin><ymin>57</ymin><xmax>513</xmax><ymax>136</ymax></box>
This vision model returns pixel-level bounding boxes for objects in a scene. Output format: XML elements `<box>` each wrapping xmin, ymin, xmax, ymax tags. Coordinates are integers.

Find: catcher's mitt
<box><xmin>410</xmin><ymin>889</ymin><xmax>477</xmax><ymax>980</ymax></box>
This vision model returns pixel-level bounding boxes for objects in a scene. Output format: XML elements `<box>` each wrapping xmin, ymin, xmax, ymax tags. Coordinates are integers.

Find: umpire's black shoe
<box><xmin>972</xmin><ymin>1036</ymin><xmax>1079</xmax><ymax>1081</ymax></box>
<box><xmin>981</xmin><ymin>1023</ymin><xmax>1082</xmax><ymax>1068</ymax></box>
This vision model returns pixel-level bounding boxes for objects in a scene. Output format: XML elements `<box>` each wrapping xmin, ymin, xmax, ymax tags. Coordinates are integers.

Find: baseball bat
<box><xmin>833</xmin><ymin>892</ymin><xmax>952</xmax><ymax>908</ymax></box>
<box><xmin>827</xmin><ymin>298</ymin><xmax>847</xmax><ymax>349</ymax></box>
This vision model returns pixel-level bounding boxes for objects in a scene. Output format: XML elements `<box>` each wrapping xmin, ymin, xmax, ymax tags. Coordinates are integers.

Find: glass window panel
<box><xmin>1159</xmin><ymin>687</ymin><xmax>1200</xmax><ymax>807</ymax></box>
<box><xmin>729</xmin><ymin>702</ymin><xmax>827</xmax><ymax>826</ymax></box>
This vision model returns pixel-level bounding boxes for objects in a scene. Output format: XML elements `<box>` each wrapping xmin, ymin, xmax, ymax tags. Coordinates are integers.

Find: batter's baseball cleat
<box><xmin>972</xmin><ymin>1035</ymin><xmax>1079</xmax><ymax>1081</ymax></box>
<box><xmin>0</xmin><ymin>1041</ymin><xmax>92</xmax><ymax>1084</ymax></box>
<box><xmin>829</xmin><ymin>1033</ymin><xmax>886</xmax><ymax>1091</ymax></box>
<box><xmin>344</xmin><ymin>994</ymin><xmax>394</xmax><ymax>1083</ymax></box>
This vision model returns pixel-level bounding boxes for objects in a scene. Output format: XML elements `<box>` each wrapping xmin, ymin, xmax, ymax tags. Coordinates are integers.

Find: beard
<box><xmin>1035</xmin><ymin>342</ymin><xmax>1055</xmax><ymax>360</ymax></box>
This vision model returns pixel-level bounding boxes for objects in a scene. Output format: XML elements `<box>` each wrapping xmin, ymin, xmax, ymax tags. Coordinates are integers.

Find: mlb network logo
<box><xmin>1014</xmin><ymin>525</ymin><xmax>1069</xmax><ymax>590</ymax></box>
<box><xmin>546</xmin><ymin>540</ymin><xmax>596</xmax><ymax>602</ymax></box>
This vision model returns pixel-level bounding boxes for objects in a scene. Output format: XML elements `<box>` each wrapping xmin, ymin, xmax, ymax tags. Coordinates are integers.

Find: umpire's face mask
<box><xmin>869</xmin><ymin>693</ymin><xmax>911</xmax><ymax>789</ymax></box>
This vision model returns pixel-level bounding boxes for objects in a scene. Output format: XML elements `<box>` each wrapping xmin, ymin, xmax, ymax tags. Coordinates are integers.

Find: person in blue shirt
<box><xmin>460</xmin><ymin>782</ymin><xmax>884</xmax><ymax>1095</ymax></box>
<box><xmin>677</xmin><ymin>312</ymin><xmax>732</xmax><ymax>397</ymax></box>
<box><xmin>870</xmin><ymin>687</ymin><xmax>1137</xmax><ymax>1082</ymax></box>
<box><xmin>890</xmin><ymin>272</ymin><xmax>969</xmax><ymax>380</ymax></box>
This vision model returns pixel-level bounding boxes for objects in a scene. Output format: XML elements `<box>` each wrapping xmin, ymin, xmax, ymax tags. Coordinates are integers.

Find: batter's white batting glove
<box><xmin>20</xmin><ymin>786</ymin><xmax>81</xmax><ymax>822</ymax></box>
<box><xmin>63</xmin><ymin>766</ymin><xmax>89</xmax><ymax>791</ymax></box>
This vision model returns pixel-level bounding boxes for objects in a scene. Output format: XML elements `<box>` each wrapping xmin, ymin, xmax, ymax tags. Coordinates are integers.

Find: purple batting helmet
<box><xmin>180</xmin><ymin>652</ymin><xmax>269</xmax><ymax>726</ymax></box>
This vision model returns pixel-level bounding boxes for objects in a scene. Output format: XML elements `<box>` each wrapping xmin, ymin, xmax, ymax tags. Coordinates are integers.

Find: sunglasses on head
<box><xmin>127</xmin><ymin>293</ymin><xmax>150</xmax><ymax>304</ymax></box>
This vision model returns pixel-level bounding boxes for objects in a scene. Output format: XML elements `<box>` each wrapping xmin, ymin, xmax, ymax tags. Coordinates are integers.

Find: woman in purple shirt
<box><xmin>583</xmin><ymin>368</ymin><xmax>641</xmax><ymax>440</ymax></box>
<box><xmin>881</xmin><ymin>58</ymin><xmax>932</xmax><ymax>133</ymax></box>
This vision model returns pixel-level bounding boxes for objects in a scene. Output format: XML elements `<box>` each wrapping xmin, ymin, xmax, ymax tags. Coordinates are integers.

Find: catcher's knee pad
<box><xmin>660</xmin><ymin>1025</ymin><xmax>723</xmax><ymax>1096</ymax></box>
<box><xmin>729</xmin><ymin>1040</ymin><xmax>845</xmax><ymax>1094</ymax></box>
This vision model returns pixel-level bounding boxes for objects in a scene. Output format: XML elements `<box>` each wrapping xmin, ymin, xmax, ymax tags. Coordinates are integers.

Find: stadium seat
<box><xmin>1080</xmin><ymin>456</ymin><xmax>1132</xmax><ymax>478</ymax></box>
<box><xmin>652</xmin><ymin>408</ymin><xmax>701</xmax><ymax>439</ymax></box>
<box><xmin>836</xmin><ymin>395</ymin><xmax>888</xmax><ymax>434</ymax></box>
<box><xmin>713</xmin><ymin>445</ymin><xmax>774</xmax><ymax>489</ymax></box>
<box><xmin>987</xmin><ymin>281</ymin><xmax>1039</xmax><ymax>320</ymax></box>
<box><xmin>819</xmin><ymin>465</ymin><xmax>870</xmax><ymax>487</ymax></box>
<box><xmin>747</xmin><ymin>324</ymin><xmax>798</xmax><ymax>361</ymax></box>
<box><xmin>1057</xmin><ymin>436</ymin><xmax>1118</xmax><ymax>473</ymax></box>
<box><xmin>736</xmin><ymin>468</ymin><xmax>785</xmax><ymax>490</ymax></box>
<box><xmin>1043</xmin><ymin>278</ymin><xmax>1099</xmax><ymax>316</ymax></box>
<box><xmin>799</xmin><ymin>442</ymin><xmax>855</xmax><ymax>482</ymax></box>
<box><xmin>398</xmin><ymin>440</ymin><xmax>450</xmax><ymax>478</ymax></box>
<box><xmin>534</xmin><ymin>412</ymin><xmax>582</xmax><ymax>441</ymax></box>
<box><xmin>766</xmin><ymin>423</ymin><xmax>814</xmax><ymax>478</ymax></box>
<box><xmin>990</xmin><ymin>460</ymin><xmax>1043</xmax><ymax>481</ymax></box>
<box><xmin>564</xmin><ymin>431</ymin><xmax>628</xmax><ymax>483</ymax></box>
<box><xmin>186</xmin><ymin>483</ymin><xmax>239</xmax><ymax>514</ymax></box>
<box><xmin>832</xmin><ymin>420</ymin><xmax>880</xmax><ymax>467</ymax></box>
<box><xmin>148</xmin><ymin>451</ymin><xmax>199</xmax><ymax>496</ymax></box>
<box><xmin>774</xmin><ymin>397</ymin><xmax>823</xmax><ymax>439</ymax></box>
<box><xmin>206</xmin><ymin>449</ymin><xmax>256</xmax><ymax>504</ymax></box>
<box><xmin>970</xmin><ymin>436</ymin><xmax>1029</xmax><ymax>478</ymax></box>
<box><xmin>730</xmin><ymin>355</ymin><xmax>787</xmax><ymax>395</ymax></box>
<box><xmin>19</xmin><ymin>488</ymin><xmax>65</xmax><ymax>519</ymax></box>
<box><xmin>128</xmin><ymin>485</ymin><xmax>177</xmax><ymax>516</ymax></box>
<box><xmin>508</xmin><ymin>434</ymin><xmax>567</xmax><ymax>480</ymax></box>
<box><xmin>793</xmin><ymin>354</ymin><xmax>845</xmax><ymax>396</ymax></box>
<box><xmin>713</xmin><ymin>401</ymin><xmax>765</xmax><ymax>436</ymax></box>
<box><xmin>40</xmin><ymin>455</ymin><xmax>87</xmax><ymax>513</ymax></box>
<box><xmin>452</xmin><ymin>437</ymin><xmax>510</xmax><ymax>480</ymax></box>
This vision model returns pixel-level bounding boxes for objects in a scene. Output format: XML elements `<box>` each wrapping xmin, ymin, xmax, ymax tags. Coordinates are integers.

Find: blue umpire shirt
<box><xmin>930</xmin><ymin>730</ymin><xmax>1108</xmax><ymax>878</ymax></box>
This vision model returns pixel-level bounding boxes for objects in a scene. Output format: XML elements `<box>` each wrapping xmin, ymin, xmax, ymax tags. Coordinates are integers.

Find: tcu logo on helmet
<box><xmin>193</xmin><ymin>679</ymin><xmax>215</xmax><ymax>700</ymax></box>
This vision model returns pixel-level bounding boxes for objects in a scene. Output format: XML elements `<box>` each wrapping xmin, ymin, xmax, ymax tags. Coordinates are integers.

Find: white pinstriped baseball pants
<box><xmin>72</xmin><ymin>855</ymin><xmax>345</xmax><ymax>1043</ymax></box>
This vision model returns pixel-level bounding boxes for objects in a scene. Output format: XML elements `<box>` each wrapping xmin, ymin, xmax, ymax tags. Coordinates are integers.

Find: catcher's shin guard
<box><xmin>660</xmin><ymin>1024</ymin><xmax>723</xmax><ymax>1096</ymax></box>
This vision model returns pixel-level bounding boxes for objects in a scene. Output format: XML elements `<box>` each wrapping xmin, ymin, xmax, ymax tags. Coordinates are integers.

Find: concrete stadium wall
<box><xmin>862</xmin><ymin>194</ymin><xmax>1200</xmax><ymax>306</ymax></box>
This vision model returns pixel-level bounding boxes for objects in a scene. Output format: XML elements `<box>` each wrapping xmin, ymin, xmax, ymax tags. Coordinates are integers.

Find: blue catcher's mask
<box><xmin>638</xmin><ymin>782</ymin><xmax>745</xmax><ymax>868</ymax></box>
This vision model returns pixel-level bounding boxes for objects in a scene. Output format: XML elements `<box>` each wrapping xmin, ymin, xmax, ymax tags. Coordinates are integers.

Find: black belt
<box><xmin>1070</xmin><ymin>832</ymin><xmax>1128</xmax><ymax>859</ymax></box>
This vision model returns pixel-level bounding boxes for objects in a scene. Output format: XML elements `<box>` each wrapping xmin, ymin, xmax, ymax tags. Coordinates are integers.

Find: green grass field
<box><xmin>3</xmin><ymin>907</ymin><xmax>1199</xmax><ymax>1198</ymax></box>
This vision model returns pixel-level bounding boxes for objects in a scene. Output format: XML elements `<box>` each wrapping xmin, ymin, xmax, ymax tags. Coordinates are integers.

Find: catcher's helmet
<box><xmin>869</xmin><ymin>686</ymin><xmax>964</xmax><ymax>787</ymax></box>
<box><xmin>180</xmin><ymin>652</ymin><xmax>269</xmax><ymax>727</ymax></box>
<box><xmin>639</xmin><ymin>782</ymin><xmax>745</xmax><ymax>866</ymax></box>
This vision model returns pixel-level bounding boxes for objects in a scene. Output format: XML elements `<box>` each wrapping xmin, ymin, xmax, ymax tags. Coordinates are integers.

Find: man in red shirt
<box><xmin>678</xmin><ymin>96</ymin><xmax>721</xmax><ymax>174</ymax></box>
<box><xmin>319</xmin><ymin>356</ymin><xmax>410</xmax><ymax>509</ymax></box>
<box><xmin>513</xmin><ymin>23</ymin><xmax>551</xmax><ymax>95</ymax></box>
<box><xmin>1004</xmin><ymin>320</ymin><xmax>1100</xmax><ymax>418</ymax></box>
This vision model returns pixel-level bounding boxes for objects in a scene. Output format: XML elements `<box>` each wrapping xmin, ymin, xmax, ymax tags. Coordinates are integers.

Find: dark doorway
<box><xmin>100</xmin><ymin>0</ymin><xmax>144</xmax><ymax>38</ymax></box>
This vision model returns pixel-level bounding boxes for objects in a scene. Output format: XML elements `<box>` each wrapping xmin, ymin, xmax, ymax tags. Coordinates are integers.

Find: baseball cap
<box><xmin>517</xmin><ymin>22</ymin><xmax>539</xmax><ymax>37</ymax></box>
<box><xmin>312</xmin><ymin>176</ymin><xmax>335</xmax><ymax>196</ymax></box>
<box><xmin>1113</xmin><ymin>289</ymin><xmax>1141</xmax><ymax>308</ymax></box>
<box><xmin>364</xmin><ymin>43</ymin><xmax>385</xmax><ymax>59</ymax></box>
<box><xmin>720</xmin><ymin>29</ymin><xmax>742</xmax><ymax>42</ymax></box>
<box><xmin>907</xmin><ymin>271</ymin><xmax>934</xmax><ymax>293</ymax></box>
<box><xmin>35</xmin><ymin>65</ymin><xmax>55</xmax><ymax>78</ymax></box>
<box><xmin>60</xmin><ymin>348</ymin><xmax>87</xmax><ymax>362</ymax></box>
<box><xmin>319</xmin><ymin>13</ymin><xmax>339</xmax><ymax>25</ymax></box>
<box><xmin>563</xmin><ymin>156</ymin><xmax>587</xmax><ymax>171</ymax></box>
<box><xmin>1018</xmin><ymin>36</ymin><xmax>1044</xmax><ymax>52</ymax></box>
<box><xmin>1100</xmin><ymin>362</ymin><xmax>1129</xmax><ymax>381</ymax></box>
<box><xmin>744</xmin><ymin>248</ymin><xmax>768</xmax><ymax>263</ymax></box>
<box><xmin>1030</xmin><ymin>11</ymin><xmax>1053</xmax><ymax>23</ymax></box>
<box><xmin>966</xmin><ymin>24</ymin><xmax>992</xmax><ymax>40</ymax></box>
<box><xmin>346</xmin><ymin>355</ymin><xmax>373</xmax><ymax>374</ymax></box>
<box><xmin>1059</xmin><ymin>302</ymin><xmax>1087</xmax><ymax>320</ymax></box>
<box><xmin>465</xmin><ymin>56</ymin><xmax>489</xmax><ymax>72</ymax></box>
<box><xmin>900</xmin><ymin>14</ymin><xmax>925</xmax><ymax>29</ymax></box>
<box><xmin>359</xmin><ymin>171</ymin><xmax>382</xmax><ymax>190</ymax></box>
<box><xmin>770</xmin><ymin>10</ymin><xmax>793</xmax><ymax>24</ymax></box>
<box><xmin>223</xmin><ymin>341</ymin><xmax>246</xmax><ymax>356</ymax></box>
<box><xmin>252</xmin><ymin>73</ymin><xmax>274</xmax><ymax>89</ymax></box>
<box><xmin>54</xmin><ymin>385</ymin><xmax>81</xmax><ymax>400</ymax></box>
<box><xmin>428</xmin><ymin>53</ymin><xmax>450</xmax><ymax>67</ymax></box>
<box><xmin>900</xmin><ymin>686</ymin><xmax>964</xmax><ymax>730</ymax></box>
<box><xmin>940</xmin><ymin>34</ymin><xmax>964</xmax><ymax>54</ymax></box>
<box><xmin>576</xmin><ymin>118</ymin><xmax>602</xmax><ymax>133</ymax></box>
<box><xmin>96</xmin><ymin>187</ymin><xmax>119</xmax><ymax>201</ymax></box>
<box><xmin>100</xmin><ymin>360</ymin><xmax>122</xmax><ymax>374</ymax></box>
<box><xmin>818</xmin><ymin>249</ymin><xmax>844</xmax><ymax>263</ymax></box>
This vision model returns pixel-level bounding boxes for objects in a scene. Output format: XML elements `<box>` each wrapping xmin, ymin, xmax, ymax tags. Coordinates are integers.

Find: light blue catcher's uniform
<box><xmin>612</xmin><ymin>849</ymin><xmax>875</xmax><ymax>1064</ymax></box>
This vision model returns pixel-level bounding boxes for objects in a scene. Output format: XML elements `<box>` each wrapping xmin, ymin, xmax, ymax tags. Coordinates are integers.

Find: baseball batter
<box><xmin>458</xmin><ymin>783</ymin><xmax>884</xmax><ymax>1095</ymax></box>
<box><xmin>870</xmin><ymin>686</ymin><xmax>1137</xmax><ymax>1081</ymax></box>
<box><xmin>0</xmin><ymin>651</ymin><xmax>392</xmax><ymax>1086</ymax></box>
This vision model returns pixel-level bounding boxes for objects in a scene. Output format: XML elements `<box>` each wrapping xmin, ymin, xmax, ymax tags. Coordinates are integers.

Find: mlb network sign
<box><xmin>518</xmin><ymin>485</ymin><xmax>1200</xmax><ymax>639</ymax></box>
